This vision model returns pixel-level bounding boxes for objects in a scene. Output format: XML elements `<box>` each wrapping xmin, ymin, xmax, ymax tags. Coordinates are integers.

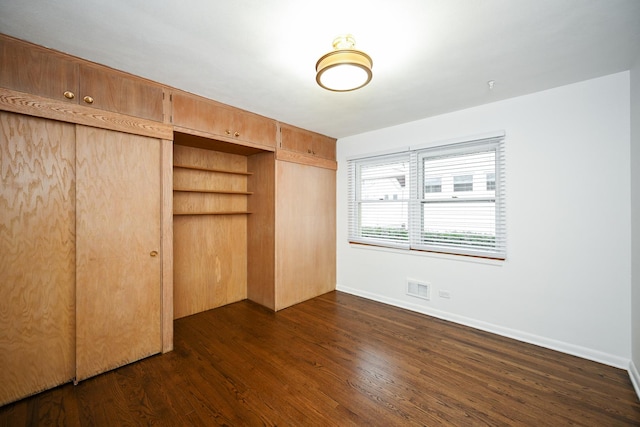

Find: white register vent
<box><xmin>406</xmin><ymin>279</ymin><xmax>430</xmax><ymax>301</ymax></box>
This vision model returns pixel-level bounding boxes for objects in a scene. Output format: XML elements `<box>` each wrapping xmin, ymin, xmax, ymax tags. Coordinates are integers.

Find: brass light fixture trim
<box><xmin>316</xmin><ymin>35</ymin><xmax>373</xmax><ymax>92</ymax></box>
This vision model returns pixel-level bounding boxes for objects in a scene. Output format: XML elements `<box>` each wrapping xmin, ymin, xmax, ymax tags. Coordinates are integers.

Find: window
<box><xmin>424</xmin><ymin>177</ymin><xmax>442</xmax><ymax>193</ymax></box>
<box><xmin>453</xmin><ymin>174</ymin><xmax>473</xmax><ymax>192</ymax></box>
<box><xmin>348</xmin><ymin>135</ymin><xmax>506</xmax><ymax>259</ymax></box>
<box><xmin>486</xmin><ymin>173</ymin><xmax>495</xmax><ymax>191</ymax></box>
<box><xmin>348</xmin><ymin>153</ymin><xmax>410</xmax><ymax>248</ymax></box>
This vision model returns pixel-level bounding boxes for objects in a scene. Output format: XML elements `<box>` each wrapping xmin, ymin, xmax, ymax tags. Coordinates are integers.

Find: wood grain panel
<box><xmin>0</xmin><ymin>35</ymin><xmax>79</xmax><ymax>103</ymax></box>
<box><xmin>173</xmin><ymin>145</ymin><xmax>248</xmax><ymax>318</ymax></box>
<box><xmin>172</xmin><ymin>91</ymin><xmax>276</xmax><ymax>148</ymax></box>
<box><xmin>75</xmin><ymin>126</ymin><xmax>162</xmax><ymax>381</ymax></box>
<box><xmin>0</xmin><ymin>87</ymin><xmax>173</xmax><ymax>140</ymax></box>
<box><xmin>232</xmin><ymin>108</ymin><xmax>277</xmax><ymax>148</ymax></box>
<box><xmin>161</xmin><ymin>139</ymin><xmax>174</xmax><ymax>353</ymax></box>
<box><xmin>247</xmin><ymin>152</ymin><xmax>276</xmax><ymax>309</ymax></box>
<box><xmin>275</xmin><ymin>161</ymin><xmax>336</xmax><ymax>310</ymax></box>
<box><xmin>173</xmin><ymin>215</ymin><xmax>247</xmax><ymax>318</ymax></box>
<box><xmin>0</xmin><ymin>112</ymin><xmax>76</xmax><ymax>405</ymax></box>
<box><xmin>279</xmin><ymin>122</ymin><xmax>336</xmax><ymax>160</ymax></box>
<box><xmin>79</xmin><ymin>64</ymin><xmax>163</xmax><ymax>122</ymax></box>
<box><xmin>173</xmin><ymin>144</ymin><xmax>248</xmax><ymax>175</ymax></box>
<box><xmin>276</xmin><ymin>149</ymin><xmax>337</xmax><ymax>170</ymax></box>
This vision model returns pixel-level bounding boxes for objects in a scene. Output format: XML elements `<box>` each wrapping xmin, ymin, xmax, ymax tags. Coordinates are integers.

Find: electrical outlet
<box><xmin>438</xmin><ymin>290</ymin><xmax>451</xmax><ymax>299</ymax></box>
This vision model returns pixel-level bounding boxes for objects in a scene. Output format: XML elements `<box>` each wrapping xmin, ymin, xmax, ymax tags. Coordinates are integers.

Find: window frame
<box><xmin>348</xmin><ymin>135</ymin><xmax>506</xmax><ymax>260</ymax></box>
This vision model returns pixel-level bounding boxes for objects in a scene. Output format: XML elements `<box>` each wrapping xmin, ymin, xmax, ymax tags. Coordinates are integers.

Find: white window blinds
<box><xmin>348</xmin><ymin>135</ymin><xmax>506</xmax><ymax>259</ymax></box>
<box><xmin>348</xmin><ymin>152</ymin><xmax>411</xmax><ymax>249</ymax></box>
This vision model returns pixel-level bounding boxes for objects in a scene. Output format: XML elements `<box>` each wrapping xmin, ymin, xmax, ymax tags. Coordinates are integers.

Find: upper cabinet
<box><xmin>279</xmin><ymin>123</ymin><xmax>336</xmax><ymax>161</ymax></box>
<box><xmin>77</xmin><ymin>64</ymin><xmax>163</xmax><ymax>122</ymax></box>
<box><xmin>0</xmin><ymin>35</ymin><xmax>164</xmax><ymax>122</ymax></box>
<box><xmin>172</xmin><ymin>90</ymin><xmax>277</xmax><ymax>149</ymax></box>
<box><xmin>0</xmin><ymin>35</ymin><xmax>78</xmax><ymax>103</ymax></box>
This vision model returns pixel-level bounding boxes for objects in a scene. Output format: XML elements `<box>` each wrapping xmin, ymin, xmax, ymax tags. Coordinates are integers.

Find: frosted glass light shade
<box><xmin>315</xmin><ymin>36</ymin><xmax>372</xmax><ymax>92</ymax></box>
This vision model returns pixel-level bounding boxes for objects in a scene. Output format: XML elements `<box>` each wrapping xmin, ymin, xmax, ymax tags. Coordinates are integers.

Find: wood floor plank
<box><xmin>1</xmin><ymin>291</ymin><xmax>639</xmax><ymax>426</ymax></box>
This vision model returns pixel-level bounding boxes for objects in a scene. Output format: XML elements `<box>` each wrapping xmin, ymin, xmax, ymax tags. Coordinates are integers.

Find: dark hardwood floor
<box><xmin>2</xmin><ymin>291</ymin><xmax>639</xmax><ymax>426</ymax></box>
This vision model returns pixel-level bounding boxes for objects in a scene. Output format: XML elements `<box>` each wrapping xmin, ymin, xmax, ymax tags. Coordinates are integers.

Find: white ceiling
<box><xmin>1</xmin><ymin>0</ymin><xmax>639</xmax><ymax>139</ymax></box>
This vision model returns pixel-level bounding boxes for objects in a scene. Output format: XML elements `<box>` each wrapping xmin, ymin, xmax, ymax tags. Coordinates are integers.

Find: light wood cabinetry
<box><xmin>0</xmin><ymin>111</ymin><xmax>76</xmax><ymax>406</ymax></box>
<box><xmin>0</xmin><ymin>104</ymin><xmax>168</xmax><ymax>404</ymax></box>
<box><xmin>75</xmin><ymin>126</ymin><xmax>162</xmax><ymax>381</ymax></box>
<box><xmin>274</xmin><ymin>161</ymin><xmax>336</xmax><ymax>310</ymax></box>
<box><xmin>77</xmin><ymin>64</ymin><xmax>163</xmax><ymax>121</ymax></box>
<box><xmin>172</xmin><ymin>141</ymin><xmax>250</xmax><ymax>318</ymax></box>
<box><xmin>0</xmin><ymin>35</ymin><xmax>163</xmax><ymax>122</ymax></box>
<box><xmin>0</xmin><ymin>36</ymin><xmax>78</xmax><ymax>103</ymax></box>
<box><xmin>172</xmin><ymin>91</ymin><xmax>277</xmax><ymax>149</ymax></box>
<box><xmin>279</xmin><ymin>123</ymin><xmax>336</xmax><ymax>160</ymax></box>
<box><xmin>1</xmin><ymin>34</ymin><xmax>337</xmax><ymax>404</ymax></box>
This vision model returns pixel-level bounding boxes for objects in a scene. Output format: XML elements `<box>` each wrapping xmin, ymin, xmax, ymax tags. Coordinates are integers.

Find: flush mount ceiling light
<box><xmin>316</xmin><ymin>35</ymin><xmax>373</xmax><ymax>92</ymax></box>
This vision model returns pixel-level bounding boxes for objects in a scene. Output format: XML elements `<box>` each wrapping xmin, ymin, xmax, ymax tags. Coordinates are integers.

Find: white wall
<box><xmin>337</xmin><ymin>72</ymin><xmax>632</xmax><ymax>368</ymax></box>
<box><xmin>630</xmin><ymin>56</ymin><xmax>640</xmax><ymax>393</ymax></box>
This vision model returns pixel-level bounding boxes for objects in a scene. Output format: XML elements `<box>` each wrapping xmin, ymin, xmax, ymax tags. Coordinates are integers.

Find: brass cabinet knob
<box><xmin>234</xmin><ymin>131</ymin><xmax>240</xmax><ymax>137</ymax></box>
<box><xmin>63</xmin><ymin>91</ymin><xmax>75</xmax><ymax>100</ymax></box>
<box><xmin>225</xmin><ymin>130</ymin><xmax>231</xmax><ymax>135</ymax></box>
<box><xmin>83</xmin><ymin>96</ymin><xmax>94</xmax><ymax>104</ymax></box>
<box><xmin>150</xmin><ymin>250</ymin><xmax>158</xmax><ymax>257</ymax></box>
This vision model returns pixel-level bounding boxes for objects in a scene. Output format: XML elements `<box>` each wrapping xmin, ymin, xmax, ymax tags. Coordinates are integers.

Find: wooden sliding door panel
<box><xmin>75</xmin><ymin>126</ymin><xmax>161</xmax><ymax>381</ymax></box>
<box><xmin>0</xmin><ymin>112</ymin><xmax>76</xmax><ymax>405</ymax></box>
<box><xmin>275</xmin><ymin>161</ymin><xmax>336</xmax><ymax>310</ymax></box>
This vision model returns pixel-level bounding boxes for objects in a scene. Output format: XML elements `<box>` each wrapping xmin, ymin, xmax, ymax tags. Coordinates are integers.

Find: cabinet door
<box><xmin>0</xmin><ymin>112</ymin><xmax>76</xmax><ymax>405</ymax></box>
<box><xmin>312</xmin><ymin>137</ymin><xmax>336</xmax><ymax>160</ymax></box>
<box><xmin>75</xmin><ymin>126</ymin><xmax>161</xmax><ymax>381</ymax></box>
<box><xmin>172</xmin><ymin>91</ymin><xmax>276</xmax><ymax>148</ymax></box>
<box><xmin>79</xmin><ymin>64</ymin><xmax>164</xmax><ymax>121</ymax></box>
<box><xmin>275</xmin><ymin>161</ymin><xmax>336</xmax><ymax>310</ymax></box>
<box><xmin>0</xmin><ymin>35</ymin><xmax>79</xmax><ymax>103</ymax></box>
<box><xmin>232</xmin><ymin>109</ymin><xmax>277</xmax><ymax>148</ymax></box>
<box><xmin>279</xmin><ymin>124</ymin><xmax>336</xmax><ymax>160</ymax></box>
<box><xmin>172</xmin><ymin>91</ymin><xmax>234</xmax><ymax>136</ymax></box>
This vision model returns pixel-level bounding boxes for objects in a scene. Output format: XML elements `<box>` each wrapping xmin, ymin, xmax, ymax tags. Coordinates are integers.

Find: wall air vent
<box><xmin>406</xmin><ymin>279</ymin><xmax>430</xmax><ymax>301</ymax></box>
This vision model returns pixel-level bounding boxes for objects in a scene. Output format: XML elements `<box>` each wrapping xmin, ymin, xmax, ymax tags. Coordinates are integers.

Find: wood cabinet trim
<box><xmin>276</xmin><ymin>148</ymin><xmax>338</xmax><ymax>170</ymax></box>
<box><xmin>174</xmin><ymin>126</ymin><xmax>275</xmax><ymax>154</ymax></box>
<box><xmin>0</xmin><ymin>87</ymin><xmax>173</xmax><ymax>140</ymax></box>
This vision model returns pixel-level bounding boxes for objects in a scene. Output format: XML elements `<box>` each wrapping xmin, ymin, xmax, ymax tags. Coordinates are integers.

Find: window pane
<box><xmin>350</xmin><ymin>155</ymin><xmax>410</xmax><ymax>247</ymax></box>
<box><xmin>424</xmin><ymin>177</ymin><xmax>441</xmax><ymax>193</ymax></box>
<box><xmin>486</xmin><ymin>173</ymin><xmax>495</xmax><ymax>191</ymax></box>
<box><xmin>360</xmin><ymin>162</ymin><xmax>409</xmax><ymax>201</ymax></box>
<box><xmin>420</xmin><ymin>201</ymin><xmax>496</xmax><ymax>249</ymax></box>
<box><xmin>359</xmin><ymin>201</ymin><xmax>409</xmax><ymax>243</ymax></box>
<box><xmin>453</xmin><ymin>175</ymin><xmax>473</xmax><ymax>192</ymax></box>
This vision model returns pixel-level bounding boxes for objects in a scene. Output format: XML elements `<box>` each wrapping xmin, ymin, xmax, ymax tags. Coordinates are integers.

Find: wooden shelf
<box><xmin>173</xmin><ymin>188</ymin><xmax>253</xmax><ymax>195</ymax></box>
<box><xmin>173</xmin><ymin>163</ymin><xmax>253</xmax><ymax>175</ymax></box>
<box><xmin>173</xmin><ymin>211</ymin><xmax>252</xmax><ymax>216</ymax></box>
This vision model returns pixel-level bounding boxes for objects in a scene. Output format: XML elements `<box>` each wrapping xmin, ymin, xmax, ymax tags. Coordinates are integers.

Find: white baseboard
<box><xmin>630</xmin><ymin>360</ymin><xmax>640</xmax><ymax>401</ymax></box>
<box><xmin>336</xmin><ymin>284</ymin><xmax>630</xmax><ymax>370</ymax></box>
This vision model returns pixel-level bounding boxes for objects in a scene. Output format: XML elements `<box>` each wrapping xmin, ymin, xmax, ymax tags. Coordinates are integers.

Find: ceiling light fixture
<box><xmin>316</xmin><ymin>35</ymin><xmax>373</xmax><ymax>92</ymax></box>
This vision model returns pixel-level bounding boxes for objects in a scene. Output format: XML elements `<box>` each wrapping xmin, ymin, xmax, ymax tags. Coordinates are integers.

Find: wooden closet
<box><xmin>0</xmin><ymin>35</ymin><xmax>173</xmax><ymax>405</ymax></box>
<box><xmin>0</xmin><ymin>33</ymin><xmax>336</xmax><ymax>405</ymax></box>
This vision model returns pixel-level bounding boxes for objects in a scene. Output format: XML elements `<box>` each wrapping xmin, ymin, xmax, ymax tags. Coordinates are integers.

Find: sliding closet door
<box><xmin>75</xmin><ymin>125</ymin><xmax>161</xmax><ymax>381</ymax></box>
<box><xmin>0</xmin><ymin>111</ymin><xmax>76</xmax><ymax>405</ymax></box>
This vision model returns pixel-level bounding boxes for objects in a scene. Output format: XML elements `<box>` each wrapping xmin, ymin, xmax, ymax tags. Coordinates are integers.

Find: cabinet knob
<box><xmin>234</xmin><ymin>131</ymin><xmax>240</xmax><ymax>137</ymax></box>
<box><xmin>225</xmin><ymin>130</ymin><xmax>231</xmax><ymax>135</ymax></box>
<box><xmin>150</xmin><ymin>250</ymin><xmax>158</xmax><ymax>257</ymax></box>
<box><xmin>83</xmin><ymin>96</ymin><xmax>94</xmax><ymax>104</ymax></box>
<box><xmin>63</xmin><ymin>91</ymin><xmax>75</xmax><ymax>100</ymax></box>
